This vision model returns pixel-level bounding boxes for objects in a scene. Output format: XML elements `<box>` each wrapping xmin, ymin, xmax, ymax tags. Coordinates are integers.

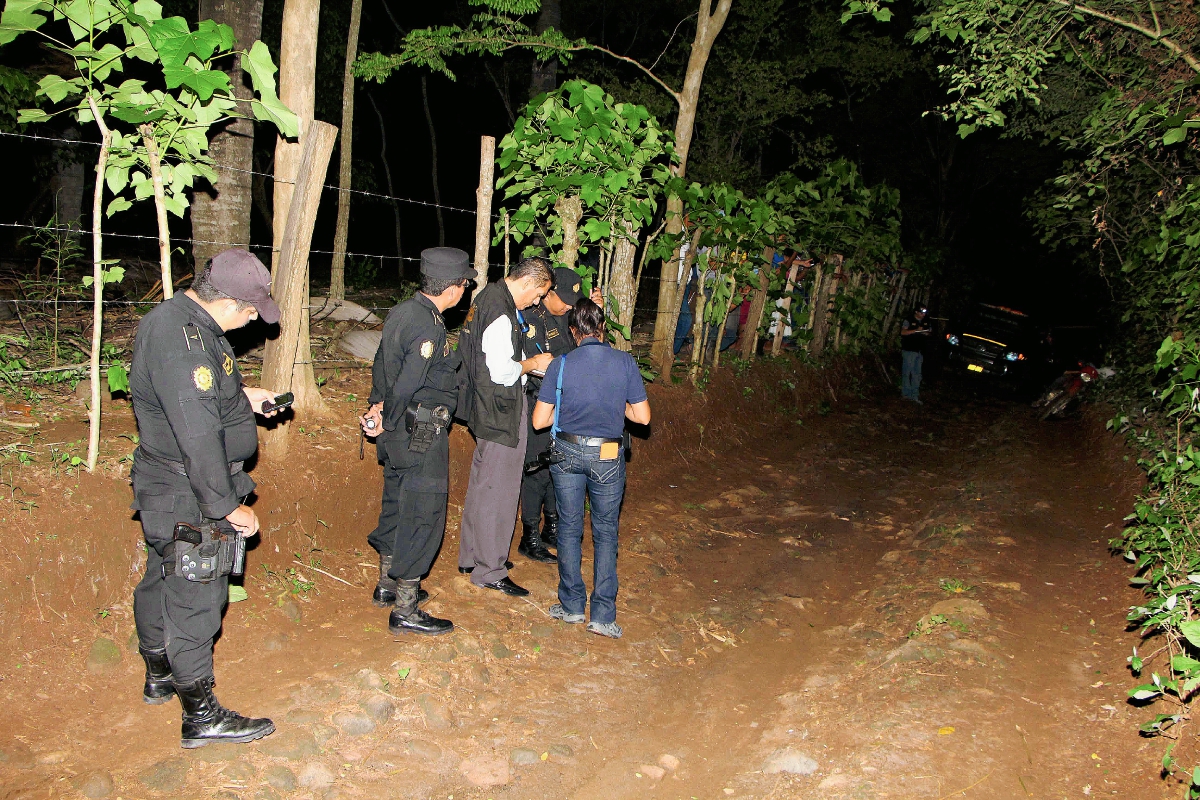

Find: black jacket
<box><xmin>369</xmin><ymin>292</ymin><xmax>459</xmax><ymax>434</ymax></box>
<box><xmin>129</xmin><ymin>293</ymin><xmax>257</xmax><ymax>520</ymax></box>
<box><xmin>458</xmin><ymin>281</ymin><xmax>523</xmax><ymax>447</ymax></box>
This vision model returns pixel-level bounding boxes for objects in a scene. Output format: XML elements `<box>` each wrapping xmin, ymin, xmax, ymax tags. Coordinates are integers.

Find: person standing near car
<box><xmin>531</xmin><ymin>298</ymin><xmax>651</xmax><ymax>639</ymax></box>
<box><xmin>130</xmin><ymin>249</ymin><xmax>282</xmax><ymax>748</ymax></box>
<box><xmin>456</xmin><ymin>257</ymin><xmax>554</xmax><ymax>597</ymax></box>
<box><xmin>360</xmin><ymin>247</ymin><xmax>475</xmax><ymax>636</ymax></box>
<box><xmin>900</xmin><ymin>305</ymin><xmax>931</xmax><ymax>403</ymax></box>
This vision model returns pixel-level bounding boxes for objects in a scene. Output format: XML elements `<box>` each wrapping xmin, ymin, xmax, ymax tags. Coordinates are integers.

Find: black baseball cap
<box><xmin>421</xmin><ymin>247</ymin><xmax>477</xmax><ymax>281</ymax></box>
<box><xmin>550</xmin><ymin>267</ymin><xmax>584</xmax><ymax>305</ymax></box>
<box><xmin>209</xmin><ymin>249</ymin><xmax>280</xmax><ymax>324</ymax></box>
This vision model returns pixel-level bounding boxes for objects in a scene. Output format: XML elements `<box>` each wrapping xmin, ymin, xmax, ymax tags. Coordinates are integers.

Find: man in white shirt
<box><xmin>455</xmin><ymin>258</ymin><xmax>554</xmax><ymax>596</ymax></box>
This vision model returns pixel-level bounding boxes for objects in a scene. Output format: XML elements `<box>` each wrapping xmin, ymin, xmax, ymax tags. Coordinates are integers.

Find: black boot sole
<box><xmin>181</xmin><ymin>722</ymin><xmax>276</xmax><ymax>749</ymax></box>
<box><xmin>517</xmin><ymin>547</ymin><xmax>557</xmax><ymax>564</ymax></box>
<box><xmin>143</xmin><ymin>692</ymin><xmax>175</xmax><ymax>705</ymax></box>
<box><xmin>388</xmin><ymin>621</ymin><xmax>454</xmax><ymax>636</ymax></box>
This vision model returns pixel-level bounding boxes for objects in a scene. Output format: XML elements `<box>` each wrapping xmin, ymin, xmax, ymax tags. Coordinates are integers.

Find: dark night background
<box><xmin>0</xmin><ymin>0</ymin><xmax>1105</xmax><ymax>333</ymax></box>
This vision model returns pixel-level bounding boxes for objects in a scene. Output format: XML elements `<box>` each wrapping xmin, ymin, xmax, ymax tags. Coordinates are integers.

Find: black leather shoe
<box><xmin>518</xmin><ymin>522</ymin><xmax>557</xmax><ymax>563</ymax></box>
<box><xmin>389</xmin><ymin>607</ymin><xmax>453</xmax><ymax>635</ymax></box>
<box><xmin>542</xmin><ymin>513</ymin><xmax>559</xmax><ymax>549</ymax></box>
<box><xmin>459</xmin><ymin>562</ymin><xmax>511</xmax><ymax>574</ymax></box>
<box><xmin>479</xmin><ymin>576</ymin><xmax>530</xmax><ymax>597</ymax></box>
<box><xmin>140</xmin><ymin>647</ymin><xmax>176</xmax><ymax>705</ymax></box>
<box><xmin>175</xmin><ymin>677</ymin><xmax>274</xmax><ymax>748</ymax></box>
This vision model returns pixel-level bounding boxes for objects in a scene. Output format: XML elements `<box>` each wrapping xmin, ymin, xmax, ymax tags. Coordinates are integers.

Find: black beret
<box><xmin>551</xmin><ymin>267</ymin><xmax>584</xmax><ymax>305</ymax></box>
<box><xmin>420</xmin><ymin>247</ymin><xmax>477</xmax><ymax>280</ymax></box>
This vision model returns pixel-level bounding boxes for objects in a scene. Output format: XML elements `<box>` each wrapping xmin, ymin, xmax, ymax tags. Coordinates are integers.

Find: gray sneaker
<box><xmin>549</xmin><ymin>603</ymin><xmax>585</xmax><ymax>624</ymax></box>
<box><xmin>587</xmin><ymin>620</ymin><xmax>623</xmax><ymax>639</ymax></box>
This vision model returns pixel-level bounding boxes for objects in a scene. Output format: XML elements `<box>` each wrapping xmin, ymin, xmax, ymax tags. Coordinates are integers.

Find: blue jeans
<box><xmin>550</xmin><ymin>438</ymin><xmax>626</xmax><ymax>624</ymax></box>
<box><xmin>901</xmin><ymin>350</ymin><xmax>923</xmax><ymax>401</ymax></box>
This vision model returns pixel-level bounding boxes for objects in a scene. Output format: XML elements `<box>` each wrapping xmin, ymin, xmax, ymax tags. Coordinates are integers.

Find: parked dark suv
<box><xmin>944</xmin><ymin>303</ymin><xmax>1040</xmax><ymax>387</ymax></box>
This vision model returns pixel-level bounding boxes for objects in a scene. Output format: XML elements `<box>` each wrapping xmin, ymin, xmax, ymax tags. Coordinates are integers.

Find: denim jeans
<box><xmin>901</xmin><ymin>350</ymin><xmax>923</xmax><ymax>401</ymax></box>
<box><xmin>550</xmin><ymin>438</ymin><xmax>626</xmax><ymax>624</ymax></box>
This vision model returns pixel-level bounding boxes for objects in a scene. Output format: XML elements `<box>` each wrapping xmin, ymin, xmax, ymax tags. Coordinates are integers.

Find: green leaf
<box><xmin>244</xmin><ymin>41</ymin><xmax>297</xmax><ymax>137</ymax></box>
<box><xmin>37</xmin><ymin>74</ymin><xmax>74</xmax><ymax>103</ymax></box>
<box><xmin>105</xmin><ymin>197</ymin><xmax>133</xmax><ymax>217</ymax></box>
<box><xmin>151</xmin><ymin>17</ymin><xmax>218</xmax><ymax>69</ymax></box>
<box><xmin>227</xmin><ymin>585</ymin><xmax>248</xmax><ymax>603</ymax></box>
<box><xmin>1180</xmin><ymin>620</ymin><xmax>1200</xmax><ymax>649</ymax></box>
<box><xmin>17</xmin><ymin>107</ymin><xmax>52</xmax><ymax>124</ymax></box>
<box><xmin>0</xmin><ymin>0</ymin><xmax>52</xmax><ymax>47</ymax></box>
<box><xmin>105</xmin><ymin>363</ymin><xmax>129</xmax><ymax>394</ymax></box>
<box><xmin>1164</xmin><ymin>127</ymin><xmax>1188</xmax><ymax>146</ymax></box>
<box><xmin>162</xmin><ymin>66</ymin><xmax>230</xmax><ymax>101</ymax></box>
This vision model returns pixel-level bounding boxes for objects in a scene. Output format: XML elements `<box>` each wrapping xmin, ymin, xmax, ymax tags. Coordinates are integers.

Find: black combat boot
<box><xmin>175</xmin><ymin>676</ymin><xmax>275</xmax><ymax>748</ymax></box>
<box><xmin>388</xmin><ymin>579</ymin><xmax>453</xmax><ymax>635</ymax></box>
<box><xmin>517</xmin><ymin>521</ymin><xmax>557</xmax><ymax>563</ymax></box>
<box><xmin>541</xmin><ymin>512</ymin><xmax>559</xmax><ymax>549</ymax></box>
<box><xmin>373</xmin><ymin>554</ymin><xmax>428</xmax><ymax>607</ymax></box>
<box><xmin>140</xmin><ymin>646</ymin><xmax>176</xmax><ymax>705</ymax></box>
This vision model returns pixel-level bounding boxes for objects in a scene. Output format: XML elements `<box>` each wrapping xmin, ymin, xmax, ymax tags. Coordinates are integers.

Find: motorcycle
<box><xmin>1033</xmin><ymin>363</ymin><xmax>1101</xmax><ymax>420</ymax></box>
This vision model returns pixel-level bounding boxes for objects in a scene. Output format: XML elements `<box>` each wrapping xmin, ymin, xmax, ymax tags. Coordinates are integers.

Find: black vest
<box><xmin>458</xmin><ymin>281</ymin><xmax>523</xmax><ymax>447</ymax></box>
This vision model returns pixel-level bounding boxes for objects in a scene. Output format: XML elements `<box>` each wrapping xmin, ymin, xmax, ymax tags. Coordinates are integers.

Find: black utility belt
<box><xmin>162</xmin><ymin>522</ymin><xmax>245</xmax><ymax>582</ymax></box>
<box><xmin>138</xmin><ymin>449</ymin><xmax>244</xmax><ymax>477</ymax></box>
<box><xmin>555</xmin><ymin>432</ymin><xmax>621</xmax><ymax>446</ymax></box>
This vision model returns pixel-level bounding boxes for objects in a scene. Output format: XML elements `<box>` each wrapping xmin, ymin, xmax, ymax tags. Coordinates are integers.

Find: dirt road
<box><xmin>0</xmin><ymin>379</ymin><xmax>1172</xmax><ymax>799</ymax></box>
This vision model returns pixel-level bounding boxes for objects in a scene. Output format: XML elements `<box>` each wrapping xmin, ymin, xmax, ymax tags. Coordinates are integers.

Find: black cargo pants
<box><xmin>367</xmin><ymin>429</ymin><xmax>450</xmax><ymax>581</ymax></box>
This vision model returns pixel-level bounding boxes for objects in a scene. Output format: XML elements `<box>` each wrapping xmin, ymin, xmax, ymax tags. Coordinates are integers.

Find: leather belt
<box><xmin>136</xmin><ymin>448</ymin><xmax>244</xmax><ymax>477</ymax></box>
<box><xmin>555</xmin><ymin>432</ymin><xmax>621</xmax><ymax>447</ymax></box>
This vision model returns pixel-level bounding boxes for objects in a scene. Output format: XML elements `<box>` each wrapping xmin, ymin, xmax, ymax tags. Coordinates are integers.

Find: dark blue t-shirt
<box><xmin>537</xmin><ymin>338</ymin><xmax>647</xmax><ymax>439</ymax></box>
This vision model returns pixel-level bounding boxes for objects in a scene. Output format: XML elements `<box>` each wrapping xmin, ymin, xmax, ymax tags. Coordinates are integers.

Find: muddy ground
<box><xmin>0</xmin><ymin>359</ymin><xmax>1180</xmax><ymax>800</ymax></box>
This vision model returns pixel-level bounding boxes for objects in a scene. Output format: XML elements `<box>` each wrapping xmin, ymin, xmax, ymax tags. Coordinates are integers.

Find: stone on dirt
<box><xmin>0</xmin><ymin>741</ymin><xmax>35</xmax><ymax>769</ymax></box>
<box><xmin>298</xmin><ymin>761</ymin><xmax>335</xmax><ymax>790</ymax></box>
<box><xmin>407</xmin><ymin>740</ymin><xmax>443</xmax><ymax>761</ymax></box>
<box><xmin>193</xmin><ymin>741</ymin><xmax>241</xmax><ymax>762</ymax></box>
<box><xmin>258</xmin><ymin>729</ymin><xmax>320</xmax><ymax>760</ymax></box>
<box><xmin>416</xmin><ymin>693</ymin><xmax>453</xmax><ymax>730</ymax></box>
<box><xmin>262</xmin><ymin>632</ymin><xmax>289</xmax><ymax>651</ymax></box>
<box><xmin>126</xmin><ymin>629</ymin><xmax>140</xmax><ymax>652</ymax></box>
<box><xmin>263</xmin><ymin>765</ymin><xmax>298</xmax><ymax>792</ymax></box>
<box><xmin>285</xmin><ymin>708</ymin><xmax>322</xmax><ymax>724</ymax></box>
<box><xmin>929</xmin><ymin>598</ymin><xmax>988</xmax><ymax>621</ymax></box>
<box><xmin>639</xmin><ymin>764</ymin><xmax>666</xmax><ymax>779</ymax></box>
<box><xmin>492</xmin><ymin>642</ymin><xmax>514</xmax><ymax>659</ymax></box>
<box><xmin>73</xmin><ymin>769</ymin><xmax>115</xmax><ymax>798</ymax></box>
<box><xmin>222</xmin><ymin>760</ymin><xmax>257</xmax><ymax>781</ymax></box>
<box><xmin>354</xmin><ymin>668</ymin><xmax>384</xmax><ymax>690</ymax></box>
<box><xmin>469</xmin><ymin>664</ymin><xmax>491</xmax><ymax>684</ymax></box>
<box><xmin>510</xmin><ymin>747</ymin><xmax>540</xmax><ymax>765</ymax></box>
<box><xmin>138</xmin><ymin>757</ymin><xmax>190</xmax><ymax>791</ymax></box>
<box><xmin>278</xmin><ymin>599</ymin><xmax>303</xmax><ymax>623</ymax></box>
<box><xmin>333</xmin><ymin>710</ymin><xmax>376</xmax><ymax>737</ymax></box>
<box><xmin>86</xmin><ymin>638</ymin><xmax>121</xmax><ymax>674</ymax></box>
<box><xmin>658</xmin><ymin>753</ymin><xmax>681</xmax><ymax>771</ymax></box>
<box><xmin>312</xmin><ymin>724</ymin><xmax>338</xmax><ymax>746</ymax></box>
<box><xmin>361</xmin><ymin>693</ymin><xmax>394</xmax><ymax>722</ymax></box>
<box><xmin>530</xmin><ymin>623</ymin><xmax>555</xmax><ymax>638</ymax></box>
<box><xmin>460</xmin><ymin>754</ymin><xmax>510</xmax><ymax>787</ymax></box>
<box><xmin>761</xmin><ymin>748</ymin><xmax>818</xmax><ymax>775</ymax></box>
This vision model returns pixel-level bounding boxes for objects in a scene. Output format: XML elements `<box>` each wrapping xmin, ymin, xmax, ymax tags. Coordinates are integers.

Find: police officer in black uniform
<box><xmin>130</xmin><ymin>249</ymin><xmax>283</xmax><ymax>748</ymax></box>
<box><xmin>361</xmin><ymin>247</ymin><xmax>475</xmax><ymax>636</ymax></box>
<box><xmin>518</xmin><ymin>267</ymin><xmax>584</xmax><ymax>562</ymax></box>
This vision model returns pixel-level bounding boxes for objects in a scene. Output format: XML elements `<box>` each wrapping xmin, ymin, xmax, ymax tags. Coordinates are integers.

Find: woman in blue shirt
<box><xmin>531</xmin><ymin>299</ymin><xmax>651</xmax><ymax>639</ymax></box>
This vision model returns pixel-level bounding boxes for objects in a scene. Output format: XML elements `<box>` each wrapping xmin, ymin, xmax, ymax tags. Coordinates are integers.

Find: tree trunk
<box><xmin>475</xmin><ymin>136</ymin><xmax>495</xmax><ymax>288</ymax></box>
<box><xmin>528</xmin><ymin>0</ymin><xmax>561</xmax><ymax>98</ymax></box>
<box><xmin>771</xmin><ymin>258</ymin><xmax>800</xmax><ymax>356</ymax></box>
<box><xmin>262</xmin><ymin>121</ymin><xmax>338</xmax><ymax>458</ymax></box>
<box><xmin>608</xmin><ymin>219</ymin><xmax>639</xmax><ymax>352</ymax></box>
<box><xmin>366</xmin><ymin>92</ymin><xmax>402</xmax><ymax>276</ymax></box>
<box><xmin>329</xmin><ymin>0</ymin><xmax>362</xmax><ymax>301</ymax></box>
<box><xmin>272</xmin><ymin>0</ymin><xmax>320</xmax><ymax>274</ymax></box>
<box><xmin>649</xmin><ymin>0</ymin><xmax>735</xmax><ymax>379</ymax></box>
<box><xmin>421</xmin><ymin>75</ymin><xmax>445</xmax><ymax>247</ymax></box>
<box><xmin>140</xmin><ymin>125</ymin><xmax>173</xmax><ymax>300</ymax></box>
<box><xmin>50</xmin><ymin>125</ymin><xmax>84</xmax><ymax>236</ymax></box>
<box><xmin>85</xmin><ymin>96</ymin><xmax>112</xmax><ymax>474</ymax></box>
<box><xmin>740</xmin><ymin>246</ymin><xmax>772</xmax><ymax>360</ymax></box>
<box><xmin>554</xmin><ymin>195</ymin><xmax>583</xmax><ymax>270</ymax></box>
<box><xmin>881</xmin><ymin>271</ymin><xmax>906</xmax><ymax>345</ymax></box>
<box><xmin>191</xmin><ymin>0</ymin><xmax>264</xmax><ymax>268</ymax></box>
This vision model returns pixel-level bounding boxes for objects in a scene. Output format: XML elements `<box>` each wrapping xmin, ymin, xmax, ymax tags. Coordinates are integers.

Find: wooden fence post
<box><xmin>740</xmin><ymin>246</ymin><xmax>773</xmax><ymax>361</ymax></box>
<box><xmin>771</xmin><ymin>257</ymin><xmax>800</xmax><ymax>357</ymax></box>
<box><xmin>262</xmin><ymin>120</ymin><xmax>338</xmax><ymax>458</ymax></box>
<box><xmin>475</xmin><ymin>135</ymin><xmax>495</xmax><ymax>288</ymax></box>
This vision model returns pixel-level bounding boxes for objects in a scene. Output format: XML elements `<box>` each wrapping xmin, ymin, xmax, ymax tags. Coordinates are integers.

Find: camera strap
<box><xmin>551</xmin><ymin>352</ymin><xmax>567</xmax><ymax>439</ymax></box>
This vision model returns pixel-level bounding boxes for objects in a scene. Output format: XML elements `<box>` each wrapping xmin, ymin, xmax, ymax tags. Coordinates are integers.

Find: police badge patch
<box><xmin>222</xmin><ymin>353</ymin><xmax>235</xmax><ymax>376</ymax></box>
<box><xmin>192</xmin><ymin>365</ymin><xmax>215</xmax><ymax>391</ymax></box>
<box><xmin>527</xmin><ymin>324</ymin><xmax>537</xmax><ymax>339</ymax></box>
<box><xmin>420</xmin><ymin>340</ymin><xmax>434</xmax><ymax>359</ymax></box>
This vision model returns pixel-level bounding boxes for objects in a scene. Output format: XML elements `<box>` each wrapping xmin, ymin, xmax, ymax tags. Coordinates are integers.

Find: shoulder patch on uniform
<box><xmin>222</xmin><ymin>353</ymin><xmax>235</xmax><ymax>376</ymax></box>
<box><xmin>420</xmin><ymin>340</ymin><xmax>434</xmax><ymax>359</ymax></box>
<box><xmin>573</xmin><ymin>282</ymin><xmax>581</xmax><ymax>293</ymax></box>
<box><xmin>192</xmin><ymin>365</ymin><xmax>215</xmax><ymax>391</ymax></box>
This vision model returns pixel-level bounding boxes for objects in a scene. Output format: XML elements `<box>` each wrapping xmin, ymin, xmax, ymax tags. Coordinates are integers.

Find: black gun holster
<box><xmin>162</xmin><ymin>522</ymin><xmax>245</xmax><ymax>582</ymax></box>
<box><xmin>404</xmin><ymin>401</ymin><xmax>451</xmax><ymax>454</ymax></box>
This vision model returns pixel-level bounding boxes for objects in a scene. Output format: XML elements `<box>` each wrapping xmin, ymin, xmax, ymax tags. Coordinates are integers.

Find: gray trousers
<box><xmin>459</xmin><ymin>395</ymin><xmax>527</xmax><ymax>585</ymax></box>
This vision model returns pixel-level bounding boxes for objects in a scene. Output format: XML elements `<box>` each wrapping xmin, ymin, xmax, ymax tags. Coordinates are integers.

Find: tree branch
<box><xmin>1055</xmin><ymin>0</ymin><xmax>1200</xmax><ymax>72</ymax></box>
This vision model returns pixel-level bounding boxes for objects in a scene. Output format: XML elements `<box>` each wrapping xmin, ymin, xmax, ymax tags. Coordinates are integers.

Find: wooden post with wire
<box><xmin>475</xmin><ymin>135</ymin><xmax>496</xmax><ymax>288</ymax></box>
<box><xmin>503</xmin><ymin>209</ymin><xmax>510</xmax><ymax>276</ymax></box>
